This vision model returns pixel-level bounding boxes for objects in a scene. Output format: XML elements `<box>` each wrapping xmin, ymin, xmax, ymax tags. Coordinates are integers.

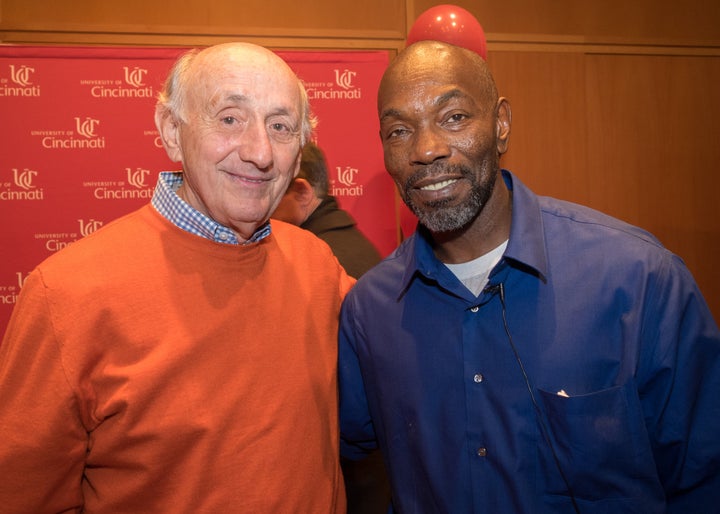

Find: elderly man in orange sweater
<box><xmin>0</xmin><ymin>42</ymin><xmax>353</xmax><ymax>513</ymax></box>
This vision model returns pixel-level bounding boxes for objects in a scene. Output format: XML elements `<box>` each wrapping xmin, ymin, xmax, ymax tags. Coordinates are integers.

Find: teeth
<box><xmin>421</xmin><ymin>179</ymin><xmax>456</xmax><ymax>191</ymax></box>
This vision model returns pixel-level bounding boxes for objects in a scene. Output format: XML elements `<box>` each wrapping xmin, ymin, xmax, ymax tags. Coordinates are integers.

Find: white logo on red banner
<box><xmin>305</xmin><ymin>68</ymin><xmax>361</xmax><ymax>100</ymax></box>
<box><xmin>1</xmin><ymin>169</ymin><xmax>44</xmax><ymax>201</ymax></box>
<box><xmin>33</xmin><ymin>117</ymin><xmax>106</xmax><ymax>149</ymax></box>
<box><xmin>78</xmin><ymin>218</ymin><xmax>104</xmax><ymax>237</ymax></box>
<box><xmin>76</xmin><ymin>117</ymin><xmax>100</xmax><ymax>138</ymax></box>
<box><xmin>331</xmin><ymin>166</ymin><xmax>364</xmax><ymax>197</ymax></box>
<box><xmin>81</xmin><ymin>66</ymin><xmax>154</xmax><ymax>98</ymax></box>
<box><xmin>0</xmin><ymin>272</ymin><xmax>27</xmax><ymax>306</ymax></box>
<box><xmin>13</xmin><ymin>168</ymin><xmax>37</xmax><ymax>190</ymax></box>
<box><xmin>10</xmin><ymin>65</ymin><xmax>34</xmax><ymax>86</ymax></box>
<box><xmin>334</xmin><ymin>69</ymin><xmax>357</xmax><ymax>89</ymax></box>
<box><xmin>1</xmin><ymin>64</ymin><xmax>41</xmax><ymax>97</ymax></box>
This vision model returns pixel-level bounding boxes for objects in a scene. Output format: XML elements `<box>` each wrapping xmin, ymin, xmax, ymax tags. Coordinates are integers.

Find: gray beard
<box><xmin>404</xmin><ymin>164</ymin><xmax>495</xmax><ymax>233</ymax></box>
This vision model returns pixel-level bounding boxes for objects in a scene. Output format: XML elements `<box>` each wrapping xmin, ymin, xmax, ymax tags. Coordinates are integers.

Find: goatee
<box><xmin>403</xmin><ymin>163</ymin><xmax>495</xmax><ymax>233</ymax></box>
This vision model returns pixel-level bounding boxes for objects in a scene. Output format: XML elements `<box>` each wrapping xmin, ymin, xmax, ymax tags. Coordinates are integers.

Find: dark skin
<box><xmin>378</xmin><ymin>41</ymin><xmax>513</xmax><ymax>264</ymax></box>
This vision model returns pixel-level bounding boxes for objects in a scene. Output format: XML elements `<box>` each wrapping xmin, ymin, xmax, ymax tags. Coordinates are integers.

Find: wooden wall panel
<box><xmin>489</xmin><ymin>49</ymin><xmax>720</xmax><ymax>317</ymax></box>
<box><xmin>0</xmin><ymin>0</ymin><xmax>406</xmax><ymax>49</ymax></box>
<box><xmin>584</xmin><ymin>54</ymin><xmax>720</xmax><ymax>315</ymax></box>
<box><xmin>413</xmin><ymin>0</ymin><xmax>720</xmax><ymax>46</ymax></box>
<box><xmin>488</xmin><ymin>51</ymin><xmax>588</xmax><ymax>202</ymax></box>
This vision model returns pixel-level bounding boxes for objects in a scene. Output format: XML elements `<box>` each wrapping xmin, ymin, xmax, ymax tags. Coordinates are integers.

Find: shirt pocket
<box><xmin>537</xmin><ymin>381</ymin><xmax>664</xmax><ymax>507</ymax></box>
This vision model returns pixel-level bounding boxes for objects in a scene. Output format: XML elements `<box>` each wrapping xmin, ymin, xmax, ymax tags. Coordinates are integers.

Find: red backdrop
<box><xmin>0</xmin><ymin>45</ymin><xmax>396</xmax><ymax>333</ymax></box>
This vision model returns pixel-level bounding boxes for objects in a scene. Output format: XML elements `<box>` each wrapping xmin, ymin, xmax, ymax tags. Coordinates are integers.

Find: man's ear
<box><xmin>155</xmin><ymin>108</ymin><xmax>183</xmax><ymax>163</ymax></box>
<box><xmin>495</xmin><ymin>97</ymin><xmax>512</xmax><ymax>155</ymax></box>
<box><xmin>290</xmin><ymin>178</ymin><xmax>316</xmax><ymax>208</ymax></box>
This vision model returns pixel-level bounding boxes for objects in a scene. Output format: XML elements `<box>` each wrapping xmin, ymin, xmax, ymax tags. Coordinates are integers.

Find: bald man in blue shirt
<box><xmin>338</xmin><ymin>40</ymin><xmax>720</xmax><ymax>514</ymax></box>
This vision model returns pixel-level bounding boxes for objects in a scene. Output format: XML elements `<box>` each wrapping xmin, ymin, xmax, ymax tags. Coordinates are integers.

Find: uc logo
<box><xmin>9</xmin><ymin>65</ymin><xmax>34</xmax><ymax>86</ymax></box>
<box><xmin>334</xmin><ymin>69</ymin><xmax>357</xmax><ymax>90</ymax></box>
<box><xmin>127</xmin><ymin>168</ymin><xmax>150</xmax><ymax>188</ymax></box>
<box><xmin>75</xmin><ymin>117</ymin><xmax>100</xmax><ymax>138</ymax></box>
<box><xmin>13</xmin><ymin>168</ymin><xmax>37</xmax><ymax>190</ymax></box>
<box><xmin>337</xmin><ymin>166</ymin><xmax>358</xmax><ymax>187</ymax></box>
<box><xmin>78</xmin><ymin>218</ymin><xmax>104</xmax><ymax>237</ymax></box>
<box><xmin>124</xmin><ymin>66</ymin><xmax>148</xmax><ymax>88</ymax></box>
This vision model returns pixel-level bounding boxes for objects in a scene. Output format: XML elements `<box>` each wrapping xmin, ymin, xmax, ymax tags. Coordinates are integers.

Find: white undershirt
<box><xmin>444</xmin><ymin>240</ymin><xmax>508</xmax><ymax>296</ymax></box>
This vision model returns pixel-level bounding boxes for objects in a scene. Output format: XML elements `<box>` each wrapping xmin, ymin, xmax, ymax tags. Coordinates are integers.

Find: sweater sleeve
<box><xmin>0</xmin><ymin>269</ymin><xmax>88</xmax><ymax>513</ymax></box>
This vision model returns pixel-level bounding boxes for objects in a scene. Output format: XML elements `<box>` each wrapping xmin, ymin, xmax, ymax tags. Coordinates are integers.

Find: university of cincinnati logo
<box><xmin>337</xmin><ymin>166</ymin><xmax>357</xmax><ymax>187</ymax></box>
<box><xmin>76</xmin><ymin>117</ymin><xmax>100</xmax><ymax>138</ymax></box>
<box><xmin>10</xmin><ymin>65</ymin><xmax>34</xmax><ymax>86</ymax></box>
<box><xmin>78</xmin><ymin>218</ymin><xmax>104</xmax><ymax>237</ymax></box>
<box><xmin>0</xmin><ymin>272</ymin><xmax>27</xmax><ymax>305</ymax></box>
<box><xmin>305</xmin><ymin>68</ymin><xmax>362</xmax><ymax>100</ymax></box>
<box><xmin>14</xmin><ymin>168</ymin><xmax>37</xmax><ymax>190</ymax></box>
<box><xmin>33</xmin><ymin>116</ymin><xmax>106</xmax><ymax>150</ymax></box>
<box><xmin>334</xmin><ymin>69</ymin><xmax>357</xmax><ymax>90</ymax></box>
<box><xmin>124</xmin><ymin>66</ymin><xmax>148</xmax><ymax>87</ymax></box>
<box><xmin>331</xmin><ymin>166</ymin><xmax>364</xmax><ymax>197</ymax></box>
<box><xmin>127</xmin><ymin>167</ymin><xmax>149</xmax><ymax>188</ymax></box>
<box><xmin>81</xmin><ymin>65</ymin><xmax>154</xmax><ymax>98</ymax></box>
<box><xmin>0</xmin><ymin>168</ymin><xmax>44</xmax><ymax>201</ymax></box>
<box><xmin>0</xmin><ymin>64</ymin><xmax>41</xmax><ymax>97</ymax></box>
<box><xmin>90</xmin><ymin>168</ymin><xmax>154</xmax><ymax>201</ymax></box>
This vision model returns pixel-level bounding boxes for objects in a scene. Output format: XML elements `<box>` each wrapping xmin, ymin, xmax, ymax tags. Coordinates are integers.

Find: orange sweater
<box><xmin>0</xmin><ymin>205</ymin><xmax>354</xmax><ymax>513</ymax></box>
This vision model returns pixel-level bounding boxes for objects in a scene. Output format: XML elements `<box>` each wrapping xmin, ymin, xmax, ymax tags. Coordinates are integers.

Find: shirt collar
<box><xmin>151</xmin><ymin>171</ymin><xmax>271</xmax><ymax>245</ymax></box>
<box><xmin>398</xmin><ymin>169</ymin><xmax>548</xmax><ymax>295</ymax></box>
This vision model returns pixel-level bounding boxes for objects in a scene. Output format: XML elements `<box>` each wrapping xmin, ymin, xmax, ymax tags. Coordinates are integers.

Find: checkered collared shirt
<box><xmin>150</xmin><ymin>171</ymin><xmax>271</xmax><ymax>245</ymax></box>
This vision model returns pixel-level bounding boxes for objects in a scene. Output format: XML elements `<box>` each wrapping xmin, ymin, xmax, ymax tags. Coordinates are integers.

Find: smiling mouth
<box><xmin>225</xmin><ymin>170</ymin><xmax>271</xmax><ymax>185</ymax></box>
<box><xmin>419</xmin><ymin>178</ymin><xmax>458</xmax><ymax>191</ymax></box>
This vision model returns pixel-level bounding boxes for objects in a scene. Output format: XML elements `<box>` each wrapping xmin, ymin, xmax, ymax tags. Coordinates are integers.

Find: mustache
<box><xmin>404</xmin><ymin>162</ymin><xmax>474</xmax><ymax>190</ymax></box>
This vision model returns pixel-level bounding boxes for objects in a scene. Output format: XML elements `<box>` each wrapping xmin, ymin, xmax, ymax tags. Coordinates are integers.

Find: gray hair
<box><xmin>155</xmin><ymin>47</ymin><xmax>316</xmax><ymax>145</ymax></box>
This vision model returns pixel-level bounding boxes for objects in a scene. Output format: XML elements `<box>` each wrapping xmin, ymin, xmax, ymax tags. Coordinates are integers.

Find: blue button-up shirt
<box><xmin>339</xmin><ymin>170</ymin><xmax>720</xmax><ymax>514</ymax></box>
<box><xmin>151</xmin><ymin>171</ymin><xmax>270</xmax><ymax>244</ymax></box>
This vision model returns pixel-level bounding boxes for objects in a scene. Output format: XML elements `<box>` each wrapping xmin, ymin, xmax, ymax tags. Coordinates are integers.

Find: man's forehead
<box><xmin>379</xmin><ymin>83</ymin><xmax>475</xmax><ymax>119</ymax></box>
<box><xmin>201</xmin><ymin>79</ymin><xmax>301</xmax><ymax>115</ymax></box>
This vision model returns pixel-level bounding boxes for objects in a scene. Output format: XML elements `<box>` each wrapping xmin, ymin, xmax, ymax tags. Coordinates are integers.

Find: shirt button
<box><xmin>218</xmin><ymin>232</ymin><xmax>228</xmax><ymax>241</ymax></box>
<box><xmin>473</xmin><ymin>373</ymin><xmax>484</xmax><ymax>383</ymax></box>
<box><xmin>477</xmin><ymin>447</ymin><xmax>488</xmax><ymax>457</ymax></box>
<box><xmin>470</xmin><ymin>306</ymin><xmax>479</xmax><ymax>313</ymax></box>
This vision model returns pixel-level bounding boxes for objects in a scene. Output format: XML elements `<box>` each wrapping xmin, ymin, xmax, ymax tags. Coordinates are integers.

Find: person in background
<box><xmin>339</xmin><ymin>40</ymin><xmax>720</xmax><ymax>513</ymax></box>
<box><xmin>272</xmin><ymin>141</ymin><xmax>382</xmax><ymax>279</ymax></box>
<box><xmin>272</xmin><ymin>141</ymin><xmax>389</xmax><ymax>514</ymax></box>
<box><xmin>0</xmin><ymin>42</ymin><xmax>353</xmax><ymax>513</ymax></box>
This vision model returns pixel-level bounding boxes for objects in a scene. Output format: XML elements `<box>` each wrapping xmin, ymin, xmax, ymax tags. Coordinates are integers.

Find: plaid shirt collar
<box><xmin>150</xmin><ymin>171</ymin><xmax>271</xmax><ymax>245</ymax></box>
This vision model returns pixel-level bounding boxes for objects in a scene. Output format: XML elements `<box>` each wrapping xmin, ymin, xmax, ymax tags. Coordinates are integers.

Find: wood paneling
<box><xmin>584</xmin><ymin>54</ymin><xmax>720</xmax><ymax>313</ymax></box>
<box><xmin>0</xmin><ymin>0</ymin><xmax>406</xmax><ymax>49</ymax></box>
<box><xmin>413</xmin><ymin>0</ymin><xmax>720</xmax><ymax>46</ymax></box>
<box><xmin>489</xmin><ymin>50</ymin><xmax>720</xmax><ymax>316</ymax></box>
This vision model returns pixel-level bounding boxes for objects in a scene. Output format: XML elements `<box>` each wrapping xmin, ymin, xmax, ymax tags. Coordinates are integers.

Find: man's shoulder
<box><xmin>271</xmin><ymin>219</ymin><xmax>341</xmax><ymax>260</ymax></box>
<box><xmin>538</xmin><ymin>195</ymin><xmax>666</xmax><ymax>250</ymax></box>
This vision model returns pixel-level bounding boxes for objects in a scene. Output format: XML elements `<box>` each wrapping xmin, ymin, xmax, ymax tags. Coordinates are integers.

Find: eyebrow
<box><xmin>379</xmin><ymin>108</ymin><xmax>403</xmax><ymax>123</ymax></box>
<box><xmin>224</xmin><ymin>93</ymin><xmax>249</xmax><ymax>106</ymax></box>
<box><xmin>222</xmin><ymin>94</ymin><xmax>298</xmax><ymax>119</ymax></box>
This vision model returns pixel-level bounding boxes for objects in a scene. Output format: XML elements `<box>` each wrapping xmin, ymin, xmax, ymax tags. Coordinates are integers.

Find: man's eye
<box><xmin>268</xmin><ymin>122</ymin><xmax>297</xmax><ymax>143</ymax></box>
<box><xmin>385</xmin><ymin>127</ymin><xmax>409</xmax><ymax>140</ymax></box>
<box><xmin>270</xmin><ymin>122</ymin><xmax>290</xmax><ymax>133</ymax></box>
<box><xmin>221</xmin><ymin>116</ymin><xmax>236</xmax><ymax>125</ymax></box>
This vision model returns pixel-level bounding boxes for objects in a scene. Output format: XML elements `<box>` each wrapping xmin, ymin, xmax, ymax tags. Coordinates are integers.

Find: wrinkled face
<box><xmin>168</xmin><ymin>46</ymin><xmax>303</xmax><ymax>240</ymax></box>
<box><xmin>378</xmin><ymin>43</ymin><xmax>508</xmax><ymax>233</ymax></box>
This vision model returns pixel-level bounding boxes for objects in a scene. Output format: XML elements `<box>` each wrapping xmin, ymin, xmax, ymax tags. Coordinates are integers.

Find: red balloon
<box><xmin>406</xmin><ymin>4</ymin><xmax>487</xmax><ymax>60</ymax></box>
